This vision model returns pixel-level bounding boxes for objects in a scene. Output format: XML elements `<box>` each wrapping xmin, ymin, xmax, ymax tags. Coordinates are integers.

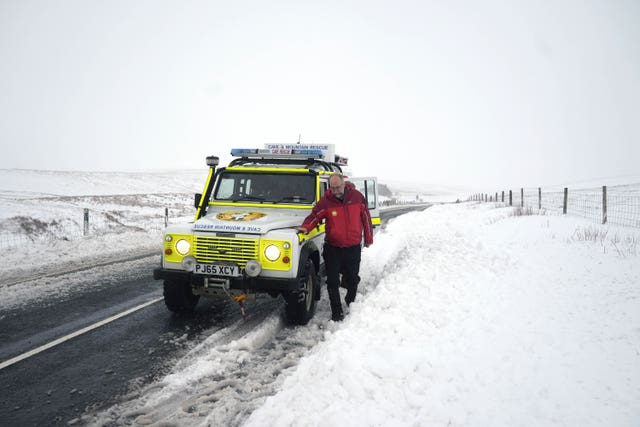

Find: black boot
<box><xmin>328</xmin><ymin>286</ymin><xmax>343</xmax><ymax>321</ymax></box>
<box><xmin>345</xmin><ymin>284</ymin><xmax>357</xmax><ymax>306</ymax></box>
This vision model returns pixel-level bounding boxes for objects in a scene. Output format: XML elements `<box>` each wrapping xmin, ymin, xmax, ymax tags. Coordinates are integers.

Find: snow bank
<box><xmin>245</xmin><ymin>203</ymin><xmax>640</xmax><ymax>427</ymax></box>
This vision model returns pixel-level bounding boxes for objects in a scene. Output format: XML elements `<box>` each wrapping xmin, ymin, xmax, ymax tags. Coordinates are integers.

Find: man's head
<box><xmin>329</xmin><ymin>173</ymin><xmax>345</xmax><ymax>199</ymax></box>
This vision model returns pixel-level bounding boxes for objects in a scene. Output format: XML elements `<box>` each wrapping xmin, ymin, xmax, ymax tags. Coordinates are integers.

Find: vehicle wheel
<box><xmin>163</xmin><ymin>278</ymin><xmax>199</xmax><ymax>312</ymax></box>
<box><xmin>284</xmin><ymin>259</ymin><xmax>319</xmax><ymax>325</ymax></box>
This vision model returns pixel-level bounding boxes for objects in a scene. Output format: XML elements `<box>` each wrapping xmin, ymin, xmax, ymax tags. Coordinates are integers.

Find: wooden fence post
<box><xmin>538</xmin><ymin>187</ymin><xmax>541</xmax><ymax>210</ymax></box>
<box><xmin>509</xmin><ymin>190</ymin><xmax>512</xmax><ymax>206</ymax></box>
<box><xmin>563</xmin><ymin>188</ymin><xmax>568</xmax><ymax>214</ymax></box>
<box><xmin>501</xmin><ymin>191</ymin><xmax>504</xmax><ymax>203</ymax></box>
<box><xmin>521</xmin><ymin>188</ymin><xmax>524</xmax><ymax>207</ymax></box>
<box><xmin>164</xmin><ymin>207</ymin><xmax>169</xmax><ymax>228</ymax></box>
<box><xmin>83</xmin><ymin>208</ymin><xmax>89</xmax><ymax>236</ymax></box>
<box><xmin>602</xmin><ymin>186</ymin><xmax>607</xmax><ymax>224</ymax></box>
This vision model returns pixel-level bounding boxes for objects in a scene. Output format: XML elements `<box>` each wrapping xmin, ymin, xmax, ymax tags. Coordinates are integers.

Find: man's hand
<box><xmin>296</xmin><ymin>226</ymin><xmax>308</xmax><ymax>234</ymax></box>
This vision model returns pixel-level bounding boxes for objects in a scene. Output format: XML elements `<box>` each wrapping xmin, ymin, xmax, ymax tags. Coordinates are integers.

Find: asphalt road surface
<box><xmin>0</xmin><ymin>259</ymin><xmax>260</xmax><ymax>426</ymax></box>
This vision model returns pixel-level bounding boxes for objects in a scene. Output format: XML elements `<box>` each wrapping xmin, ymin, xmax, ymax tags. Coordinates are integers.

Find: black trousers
<box><xmin>323</xmin><ymin>243</ymin><xmax>362</xmax><ymax>315</ymax></box>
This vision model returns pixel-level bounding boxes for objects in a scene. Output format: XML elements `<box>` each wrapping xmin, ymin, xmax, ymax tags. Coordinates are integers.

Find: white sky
<box><xmin>1</xmin><ymin>0</ymin><xmax>639</xmax><ymax>189</ymax></box>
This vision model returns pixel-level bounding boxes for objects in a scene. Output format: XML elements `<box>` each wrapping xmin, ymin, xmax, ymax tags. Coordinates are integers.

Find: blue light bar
<box><xmin>231</xmin><ymin>148</ymin><xmax>324</xmax><ymax>159</ymax></box>
<box><xmin>291</xmin><ymin>149</ymin><xmax>323</xmax><ymax>156</ymax></box>
<box><xmin>231</xmin><ymin>148</ymin><xmax>259</xmax><ymax>156</ymax></box>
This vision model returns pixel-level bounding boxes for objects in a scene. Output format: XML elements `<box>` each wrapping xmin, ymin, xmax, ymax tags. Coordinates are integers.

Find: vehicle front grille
<box><xmin>193</xmin><ymin>236</ymin><xmax>259</xmax><ymax>267</ymax></box>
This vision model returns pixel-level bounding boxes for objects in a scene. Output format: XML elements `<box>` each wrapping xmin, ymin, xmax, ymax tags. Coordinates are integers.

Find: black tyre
<box><xmin>163</xmin><ymin>278</ymin><xmax>200</xmax><ymax>312</ymax></box>
<box><xmin>284</xmin><ymin>259</ymin><xmax>319</xmax><ymax>325</ymax></box>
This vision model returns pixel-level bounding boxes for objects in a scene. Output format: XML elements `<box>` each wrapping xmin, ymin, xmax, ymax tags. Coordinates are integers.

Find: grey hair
<box><xmin>329</xmin><ymin>172</ymin><xmax>344</xmax><ymax>183</ymax></box>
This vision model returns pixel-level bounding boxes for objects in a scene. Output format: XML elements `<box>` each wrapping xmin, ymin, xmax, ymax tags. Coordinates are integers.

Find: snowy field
<box><xmin>0</xmin><ymin>169</ymin><xmax>207</xmax><ymax>248</ymax></box>
<box><xmin>1</xmin><ymin>170</ymin><xmax>639</xmax><ymax>426</ymax></box>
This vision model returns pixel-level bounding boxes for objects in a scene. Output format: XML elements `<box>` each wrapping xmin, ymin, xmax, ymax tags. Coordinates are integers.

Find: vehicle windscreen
<box><xmin>214</xmin><ymin>172</ymin><xmax>316</xmax><ymax>204</ymax></box>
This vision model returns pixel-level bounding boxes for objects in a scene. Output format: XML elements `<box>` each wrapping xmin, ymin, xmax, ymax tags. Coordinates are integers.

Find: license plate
<box><xmin>194</xmin><ymin>263</ymin><xmax>241</xmax><ymax>277</ymax></box>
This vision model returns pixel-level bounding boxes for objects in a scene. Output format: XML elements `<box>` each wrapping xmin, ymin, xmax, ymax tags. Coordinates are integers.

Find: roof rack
<box><xmin>228</xmin><ymin>148</ymin><xmax>343</xmax><ymax>172</ymax></box>
<box><xmin>228</xmin><ymin>156</ymin><xmax>342</xmax><ymax>173</ymax></box>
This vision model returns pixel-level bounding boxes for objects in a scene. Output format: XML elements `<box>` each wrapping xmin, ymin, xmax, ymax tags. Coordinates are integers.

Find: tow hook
<box><xmin>220</xmin><ymin>283</ymin><xmax>249</xmax><ymax>321</ymax></box>
<box><xmin>234</xmin><ymin>294</ymin><xmax>248</xmax><ymax>320</ymax></box>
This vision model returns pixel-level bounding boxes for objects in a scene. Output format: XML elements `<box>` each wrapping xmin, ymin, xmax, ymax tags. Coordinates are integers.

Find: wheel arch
<box><xmin>297</xmin><ymin>240</ymin><xmax>320</xmax><ymax>278</ymax></box>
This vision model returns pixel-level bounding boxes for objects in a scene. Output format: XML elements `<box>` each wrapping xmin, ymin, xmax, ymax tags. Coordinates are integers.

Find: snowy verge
<box><xmin>244</xmin><ymin>202</ymin><xmax>640</xmax><ymax>427</ymax></box>
<box><xmin>0</xmin><ymin>229</ymin><xmax>163</xmax><ymax>310</ymax></box>
<box><xmin>0</xmin><ymin>229</ymin><xmax>161</xmax><ymax>286</ymax></box>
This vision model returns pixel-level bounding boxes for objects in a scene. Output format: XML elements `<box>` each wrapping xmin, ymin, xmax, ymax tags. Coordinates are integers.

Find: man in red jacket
<box><xmin>297</xmin><ymin>173</ymin><xmax>374</xmax><ymax>321</ymax></box>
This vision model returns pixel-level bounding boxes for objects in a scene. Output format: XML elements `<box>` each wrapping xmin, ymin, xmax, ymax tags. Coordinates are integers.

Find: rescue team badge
<box><xmin>331</xmin><ymin>210</ymin><xmax>338</xmax><ymax>216</ymax></box>
<box><xmin>216</xmin><ymin>212</ymin><xmax>266</xmax><ymax>221</ymax></box>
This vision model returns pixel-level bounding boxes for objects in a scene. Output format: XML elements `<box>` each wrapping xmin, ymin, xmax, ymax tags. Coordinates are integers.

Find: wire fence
<box><xmin>470</xmin><ymin>184</ymin><xmax>640</xmax><ymax>228</ymax></box>
<box><xmin>0</xmin><ymin>199</ymin><xmax>413</xmax><ymax>250</ymax></box>
<box><xmin>6</xmin><ymin>185</ymin><xmax>638</xmax><ymax>251</ymax></box>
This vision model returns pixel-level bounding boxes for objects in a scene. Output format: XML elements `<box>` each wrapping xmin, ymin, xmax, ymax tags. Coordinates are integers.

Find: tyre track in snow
<box><xmin>86</xmin><ymin>292</ymin><xmax>339</xmax><ymax>427</ymax></box>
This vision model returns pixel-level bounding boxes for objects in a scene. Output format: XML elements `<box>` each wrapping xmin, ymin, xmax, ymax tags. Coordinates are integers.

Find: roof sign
<box><xmin>264</xmin><ymin>143</ymin><xmax>336</xmax><ymax>162</ymax></box>
<box><xmin>230</xmin><ymin>143</ymin><xmax>348</xmax><ymax>165</ymax></box>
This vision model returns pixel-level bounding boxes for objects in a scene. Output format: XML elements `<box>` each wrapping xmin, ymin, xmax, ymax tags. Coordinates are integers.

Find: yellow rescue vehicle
<box><xmin>153</xmin><ymin>144</ymin><xmax>379</xmax><ymax>324</ymax></box>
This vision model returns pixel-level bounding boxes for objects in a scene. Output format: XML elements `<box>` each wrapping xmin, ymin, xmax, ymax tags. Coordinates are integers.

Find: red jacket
<box><xmin>300</xmin><ymin>181</ymin><xmax>373</xmax><ymax>247</ymax></box>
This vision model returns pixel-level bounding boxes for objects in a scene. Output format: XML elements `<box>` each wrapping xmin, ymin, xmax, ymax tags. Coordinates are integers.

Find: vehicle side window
<box><xmin>365</xmin><ymin>180</ymin><xmax>377</xmax><ymax>209</ymax></box>
<box><xmin>352</xmin><ymin>179</ymin><xmax>377</xmax><ymax>209</ymax></box>
<box><xmin>320</xmin><ymin>181</ymin><xmax>328</xmax><ymax>197</ymax></box>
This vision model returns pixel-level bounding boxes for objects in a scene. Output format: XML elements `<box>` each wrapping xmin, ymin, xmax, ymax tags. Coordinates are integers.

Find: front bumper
<box><xmin>153</xmin><ymin>267</ymin><xmax>300</xmax><ymax>292</ymax></box>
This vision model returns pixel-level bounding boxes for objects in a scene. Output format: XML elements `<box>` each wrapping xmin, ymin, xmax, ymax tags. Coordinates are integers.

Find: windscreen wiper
<box><xmin>276</xmin><ymin>196</ymin><xmax>309</xmax><ymax>203</ymax></box>
<box><xmin>233</xmin><ymin>195</ymin><xmax>266</xmax><ymax>202</ymax></box>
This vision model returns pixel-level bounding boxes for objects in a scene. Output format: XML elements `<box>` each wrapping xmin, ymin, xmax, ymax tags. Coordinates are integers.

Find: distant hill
<box><xmin>378</xmin><ymin>183</ymin><xmax>392</xmax><ymax>198</ymax></box>
<box><xmin>0</xmin><ymin>169</ymin><xmax>207</xmax><ymax>196</ymax></box>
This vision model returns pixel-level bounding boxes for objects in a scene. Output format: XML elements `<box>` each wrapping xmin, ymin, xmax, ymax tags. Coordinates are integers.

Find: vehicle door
<box><xmin>349</xmin><ymin>177</ymin><xmax>381</xmax><ymax>233</ymax></box>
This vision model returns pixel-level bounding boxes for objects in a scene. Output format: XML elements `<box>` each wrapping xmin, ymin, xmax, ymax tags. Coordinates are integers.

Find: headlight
<box><xmin>264</xmin><ymin>244</ymin><xmax>281</xmax><ymax>262</ymax></box>
<box><xmin>245</xmin><ymin>260</ymin><xmax>261</xmax><ymax>277</ymax></box>
<box><xmin>175</xmin><ymin>239</ymin><xmax>191</xmax><ymax>255</ymax></box>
